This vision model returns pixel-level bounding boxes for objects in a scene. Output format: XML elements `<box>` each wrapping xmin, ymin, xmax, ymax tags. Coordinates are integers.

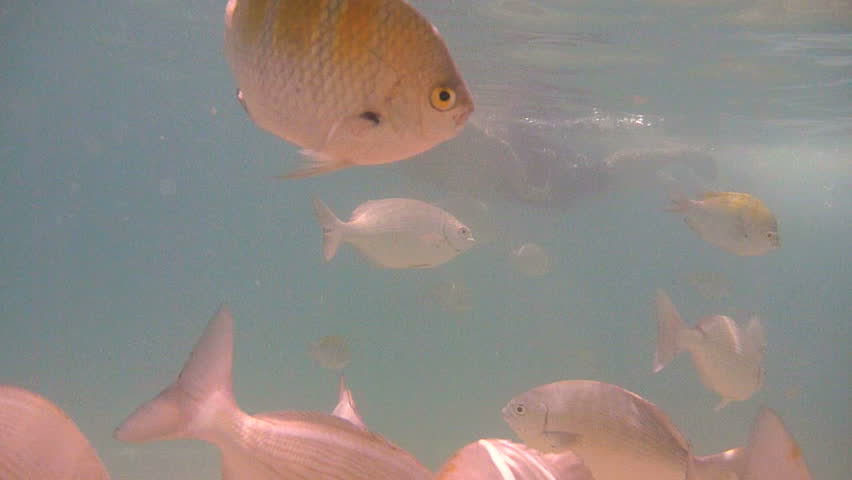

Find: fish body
<box><xmin>668</xmin><ymin>192</ymin><xmax>779</xmax><ymax>256</ymax></box>
<box><xmin>115</xmin><ymin>305</ymin><xmax>432</xmax><ymax>480</ymax></box>
<box><xmin>435</xmin><ymin>438</ymin><xmax>595</xmax><ymax>480</ymax></box>
<box><xmin>502</xmin><ymin>379</ymin><xmax>697</xmax><ymax>480</ymax></box>
<box><xmin>313</xmin><ymin>197</ymin><xmax>476</xmax><ymax>268</ymax></box>
<box><xmin>0</xmin><ymin>385</ymin><xmax>111</xmax><ymax>480</ymax></box>
<box><xmin>655</xmin><ymin>290</ymin><xmax>766</xmax><ymax>410</ymax></box>
<box><xmin>741</xmin><ymin>407</ymin><xmax>812</xmax><ymax>480</ymax></box>
<box><xmin>224</xmin><ymin>0</ymin><xmax>473</xmax><ymax>178</ymax></box>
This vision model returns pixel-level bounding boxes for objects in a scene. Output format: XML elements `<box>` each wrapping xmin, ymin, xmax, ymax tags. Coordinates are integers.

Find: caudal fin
<box><xmin>114</xmin><ymin>305</ymin><xmax>238</xmax><ymax>444</ymax></box>
<box><xmin>312</xmin><ymin>197</ymin><xmax>345</xmax><ymax>262</ymax></box>
<box><xmin>665</xmin><ymin>192</ymin><xmax>692</xmax><ymax>213</ymax></box>
<box><xmin>654</xmin><ymin>289</ymin><xmax>687</xmax><ymax>373</ymax></box>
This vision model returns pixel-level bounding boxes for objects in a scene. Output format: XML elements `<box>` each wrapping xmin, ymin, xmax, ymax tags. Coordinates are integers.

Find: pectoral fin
<box><xmin>542</xmin><ymin>430</ymin><xmax>582</xmax><ymax>450</ymax></box>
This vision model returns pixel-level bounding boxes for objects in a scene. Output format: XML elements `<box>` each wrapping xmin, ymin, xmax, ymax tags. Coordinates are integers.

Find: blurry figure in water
<box><xmin>397</xmin><ymin>106</ymin><xmax>718</xmax><ymax>209</ymax></box>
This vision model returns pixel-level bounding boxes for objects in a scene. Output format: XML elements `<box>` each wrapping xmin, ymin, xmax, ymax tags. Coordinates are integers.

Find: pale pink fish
<box><xmin>436</xmin><ymin>438</ymin><xmax>595</xmax><ymax>480</ymax></box>
<box><xmin>740</xmin><ymin>407</ymin><xmax>812</xmax><ymax>480</ymax></box>
<box><xmin>655</xmin><ymin>290</ymin><xmax>766</xmax><ymax>410</ymax></box>
<box><xmin>114</xmin><ymin>305</ymin><xmax>432</xmax><ymax>480</ymax></box>
<box><xmin>501</xmin><ymin>379</ymin><xmax>750</xmax><ymax>480</ymax></box>
<box><xmin>313</xmin><ymin>197</ymin><xmax>476</xmax><ymax>269</ymax></box>
<box><xmin>0</xmin><ymin>385</ymin><xmax>110</xmax><ymax>480</ymax></box>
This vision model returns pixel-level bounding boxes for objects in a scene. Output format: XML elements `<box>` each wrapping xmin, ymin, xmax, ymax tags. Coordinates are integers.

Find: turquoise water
<box><xmin>1</xmin><ymin>1</ymin><xmax>849</xmax><ymax>478</ymax></box>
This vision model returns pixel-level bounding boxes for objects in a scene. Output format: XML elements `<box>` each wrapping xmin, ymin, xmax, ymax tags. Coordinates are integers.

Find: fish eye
<box><xmin>430</xmin><ymin>86</ymin><xmax>457</xmax><ymax>111</ymax></box>
<box><xmin>514</xmin><ymin>404</ymin><xmax>526</xmax><ymax>415</ymax></box>
<box><xmin>458</xmin><ymin>226</ymin><xmax>470</xmax><ymax>237</ymax></box>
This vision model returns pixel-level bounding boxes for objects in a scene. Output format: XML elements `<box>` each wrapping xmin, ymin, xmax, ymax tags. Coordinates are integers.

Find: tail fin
<box><xmin>743</xmin><ymin>407</ymin><xmax>812</xmax><ymax>480</ymax></box>
<box><xmin>665</xmin><ymin>192</ymin><xmax>692</xmax><ymax>213</ymax></box>
<box><xmin>331</xmin><ymin>374</ymin><xmax>367</xmax><ymax>431</ymax></box>
<box><xmin>654</xmin><ymin>289</ymin><xmax>687</xmax><ymax>373</ymax></box>
<box><xmin>114</xmin><ymin>305</ymin><xmax>238</xmax><ymax>444</ymax></box>
<box><xmin>312</xmin><ymin>197</ymin><xmax>345</xmax><ymax>262</ymax></box>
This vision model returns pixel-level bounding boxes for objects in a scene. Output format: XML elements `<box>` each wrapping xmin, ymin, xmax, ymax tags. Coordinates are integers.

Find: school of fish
<box><xmin>1</xmin><ymin>0</ymin><xmax>816</xmax><ymax>479</ymax></box>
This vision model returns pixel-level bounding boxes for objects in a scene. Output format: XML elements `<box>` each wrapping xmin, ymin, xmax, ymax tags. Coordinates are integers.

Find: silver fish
<box><xmin>0</xmin><ymin>385</ymin><xmax>111</xmax><ymax>480</ymax></box>
<box><xmin>114</xmin><ymin>305</ymin><xmax>432</xmax><ymax>480</ymax></box>
<box><xmin>313</xmin><ymin>197</ymin><xmax>476</xmax><ymax>269</ymax></box>
<box><xmin>655</xmin><ymin>289</ymin><xmax>766</xmax><ymax>410</ymax></box>
<box><xmin>502</xmin><ymin>379</ymin><xmax>742</xmax><ymax>480</ymax></box>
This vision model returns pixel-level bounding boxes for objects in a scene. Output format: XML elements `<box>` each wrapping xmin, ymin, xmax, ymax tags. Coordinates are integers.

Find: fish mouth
<box><xmin>454</xmin><ymin>105</ymin><xmax>473</xmax><ymax>128</ymax></box>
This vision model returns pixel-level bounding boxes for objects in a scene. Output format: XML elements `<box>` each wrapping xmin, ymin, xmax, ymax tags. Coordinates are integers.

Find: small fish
<box><xmin>740</xmin><ymin>407</ymin><xmax>812</xmax><ymax>480</ymax></box>
<box><xmin>511</xmin><ymin>242</ymin><xmax>552</xmax><ymax>277</ymax></box>
<box><xmin>502</xmin><ymin>379</ymin><xmax>743</xmax><ymax>480</ymax></box>
<box><xmin>310</xmin><ymin>335</ymin><xmax>351</xmax><ymax>371</ymax></box>
<box><xmin>683</xmin><ymin>271</ymin><xmax>732</xmax><ymax>300</ymax></box>
<box><xmin>114</xmin><ymin>305</ymin><xmax>433</xmax><ymax>480</ymax></box>
<box><xmin>313</xmin><ymin>197</ymin><xmax>476</xmax><ymax>269</ymax></box>
<box><xmin>435</xmin><ymin>438</ymin><xmax>595</xmax><ymax>480</ymax></box>
<box><xmin>655</xmin><ymin>289</ymin><xmax>766</xmax><ymax>410</ymax></box>
<box><xmin>224</xmin><ymin>0</ymin><xmax>474</xmax><ymax>178</ymax></box>
<box><xmin>0</xmin><ymin>385</ymin><xmax>111</xmax><ymax>480</ymax></box>
<box><xmin>667</xmin><ymin>191</ymin><xmax>780</xmax><ymax>255</ymax></box>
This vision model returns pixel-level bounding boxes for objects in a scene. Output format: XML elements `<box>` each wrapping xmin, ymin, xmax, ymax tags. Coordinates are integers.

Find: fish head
<box><xmin>443</xmin><ymin>218</ymin><xmax>476</xmax><ymax>252</ymax></box>
<box><xmin>501</xmin><ymin>393</ymin><xmax>548</xmax><ymax>444</ymax></box>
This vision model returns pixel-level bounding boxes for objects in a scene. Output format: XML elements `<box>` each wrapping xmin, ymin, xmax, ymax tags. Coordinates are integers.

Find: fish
<box><xmin>114</xmin><ymin>305</ymin><xmax>433</xmax><ymax>480</ymax></box>
<box><xmin>740</xmin><ymin>407</ymin><xmax>812</xmax><ymax>480</ymax></box>
<box><xmin>435</xmin><ymin>438</ymin><xmax>595</xmax><ymax>480</ymax></box>
<box><xmin>0</xmin><ymin>385</ymin><xmax>111</xmax><ymax>480</ymax></box>
<box><xmin>510</xmin><ymin>242</ymin><xmax>552</xmax><ymax>277</ymax></box>
<box><xmin>224</xmin><ymin>0</ymin><xmax>474</xmax><ymax>178</ymax></box>
<box><xmin>667</xmin><ymin>191</ymin><xmax>780</xmax><ymax>256</ymax></box>
<box><xmin>310</xmin><ymin>335</ymin><xmax>351</xmax><ymax>371</ymax></box>
<box><xmin>655</xmin><ymin>289</ymin><xmax>766</xmax><ymax>410</ymax></box>
<box><xmin>501</xmin><ymin>379</ymin><xmax>744</xmax><ymax>480</ymax></box>
<box><xmin>312</xmin><ymin>197</ymin><xmax>476</xmax><ymax>268</ymax></box>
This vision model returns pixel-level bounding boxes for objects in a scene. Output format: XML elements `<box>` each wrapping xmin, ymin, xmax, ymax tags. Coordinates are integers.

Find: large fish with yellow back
<box><xmin>224</xmin><ymin>0</ymin><xmax>474</xmax><ymax>178</ymax></box>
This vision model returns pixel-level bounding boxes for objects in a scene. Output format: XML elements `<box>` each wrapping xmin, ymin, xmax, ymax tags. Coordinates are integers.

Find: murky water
<box><xmin>1</xmin><ymin>1</ymin><xmax>849</xmax><ymax>478</ymax></box>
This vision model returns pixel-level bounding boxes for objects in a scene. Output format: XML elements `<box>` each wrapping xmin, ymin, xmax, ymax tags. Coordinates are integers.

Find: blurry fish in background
<box><xmin>435</xmin><ymin>438</ymin><xmax>595</xmax><ymax>480</ymax></box>
<box><xmin>655</xmin><ymin>290</ymin><xmax>766</xmax><ymax>410</ymax></box>
<box><xmin>511</xmin><ymin>242</ymin><xmax>552</xmax><ymax>277</ymax></box>
<box><xmin>667</xmin><ymin>191</ymin><xmax>780</xmax><ymax>256</ymax></box>
<box><xmin>310</xmin><ymin>335</ymin><xmax>351</xmax><ymax>371</ymax></box>
<box><xmin>421</xmin><ymin>278</ymin><xmax>475</xmax><ymax>312</ymax></box>
<box><xmin>0</xmin><ymin>385</ymin><xmax>111</xmax><ymax>480</ymax></box>
<box><xmin>115</xmin><ymin>305</ymin><xmax>433</xmax><ymax>480</ymax></box>
<box><xmin>683</xmin><ymin>271</ymin><xmax>732</xmax><ymax>300</ymax></box>
<box><xmin>223</xmin><ymin>0</ymin><xmax>473</xmax><ymax>178</ymax></box>
<box><xmin>740</xmin><ymin>407</ymin><xmax>813</xmax><ymax>480</ymax></box>
<box><xmin>502</xmin><ymin>379</ymin><xmax>742</xmax><ymax>480</ymax></box>
<box><xmin>312</xmin><ymin>197</ymin><xmax>476</xmax><ymax>269</ymax></box>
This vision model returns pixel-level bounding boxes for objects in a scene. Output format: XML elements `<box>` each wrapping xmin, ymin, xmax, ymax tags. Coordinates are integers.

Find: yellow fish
<box><xmin>224</xmin><ymin>0</ymin><xmax>474</xmax><ymax>178</ymax></box>
<box><xmin>668</xmin><ymin>191</ymin><xmax>780</xmax><ymax>255</ymax></box>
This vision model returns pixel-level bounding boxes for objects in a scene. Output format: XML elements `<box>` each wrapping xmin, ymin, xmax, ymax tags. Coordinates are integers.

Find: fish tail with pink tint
<box><xmin>654</xmin><ymin>289</ymin><xmax>688</xmax><ymax>373</ymax></box>
<box><xmin>114</xmin><ymin>305</ymin><xmax>245</xmax><ymax>446</ymax></box>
